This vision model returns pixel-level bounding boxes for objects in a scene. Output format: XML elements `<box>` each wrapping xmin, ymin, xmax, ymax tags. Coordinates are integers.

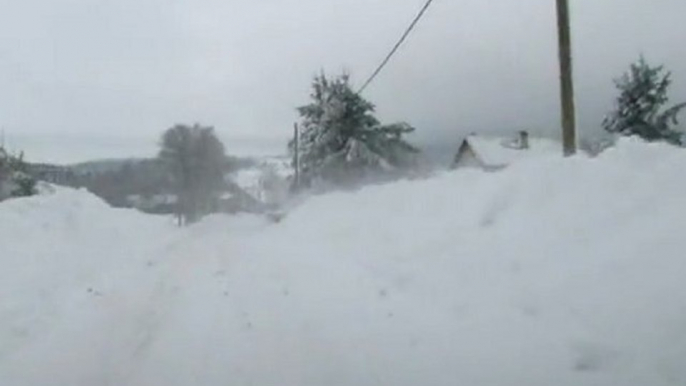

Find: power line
<box><xmin>358</xmin><ymin>0</ymin><xmax>437</xmax><ymax>94</ymax></box>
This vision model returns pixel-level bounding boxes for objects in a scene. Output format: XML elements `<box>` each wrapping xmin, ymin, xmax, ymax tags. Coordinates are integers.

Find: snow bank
<box><xmin>1</xmin><ymin>138</ymin><xmax>685</xmax><ymax>386</ymax></box>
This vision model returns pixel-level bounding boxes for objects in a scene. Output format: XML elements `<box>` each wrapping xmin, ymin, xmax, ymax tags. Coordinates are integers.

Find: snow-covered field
<box><xmin>1</xmin><ymin>139</ymin><xmax>685</xmax><ymax>386</ymax></box>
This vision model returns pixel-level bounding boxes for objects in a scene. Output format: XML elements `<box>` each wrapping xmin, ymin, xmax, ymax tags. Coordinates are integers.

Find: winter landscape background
<box><xmin>2</xmin><ymin>0</ymin><xmax>686</xmax><ymax>385</ymax></box>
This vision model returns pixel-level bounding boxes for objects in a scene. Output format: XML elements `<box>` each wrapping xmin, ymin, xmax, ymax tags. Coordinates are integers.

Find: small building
<box><xmin>452</xmin><ymin>131</ymin><xmax>559</xmax><ymax>171</ymax></box>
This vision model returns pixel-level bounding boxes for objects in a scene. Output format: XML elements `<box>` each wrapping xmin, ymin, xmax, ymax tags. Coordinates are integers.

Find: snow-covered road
<box><xmin>1</xmin><ymin>139</ymin><xmax>686</xmax><ymax>386</ymax></box>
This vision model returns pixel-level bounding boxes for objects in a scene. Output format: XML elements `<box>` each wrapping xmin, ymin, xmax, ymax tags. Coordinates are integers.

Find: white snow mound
<box><xmin>1</xmin><ymin>138</ymin><xmax>685</xmax><ymax>386</ymax></box>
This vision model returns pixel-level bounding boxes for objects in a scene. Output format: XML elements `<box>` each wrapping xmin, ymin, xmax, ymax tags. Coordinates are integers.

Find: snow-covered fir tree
<box><xmin>603</xmin><ymin>56</ymin><xmax>686</xmax><ymax>145</ymax></box>
<box><xmin>290</xmin><ymin>73</ymin><xmax>418</xmax><ymax>188</ymax></box>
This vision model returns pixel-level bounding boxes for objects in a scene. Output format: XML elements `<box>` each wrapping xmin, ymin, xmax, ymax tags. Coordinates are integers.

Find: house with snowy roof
<box><xmin>451</xmin><ymin>131</ymin><xmax>559</xmax><ymax>171</ymax></box>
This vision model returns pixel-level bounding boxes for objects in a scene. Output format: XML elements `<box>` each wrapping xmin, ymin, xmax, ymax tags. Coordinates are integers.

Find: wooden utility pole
<box><xmin>556</xmin><ymin>0</ymin><xmax>577</xmax><ymax>156</ymax></box>
<box><xmin>293</xmin><ymin>123</ymin><xmax>300</xmax><ymax>190</ymax></box>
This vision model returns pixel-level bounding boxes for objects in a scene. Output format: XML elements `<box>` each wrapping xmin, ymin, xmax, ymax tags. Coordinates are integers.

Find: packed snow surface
<box><xmin>1</xmin><ymin>139</ymin><xmax>685</xmax><ymax>386</ymax></box>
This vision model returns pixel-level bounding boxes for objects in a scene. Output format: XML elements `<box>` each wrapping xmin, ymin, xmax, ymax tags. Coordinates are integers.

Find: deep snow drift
<box><xmin>1</xmin><ymin>139</ymin><xmax>685</xmax><ymax>386</ymax></box>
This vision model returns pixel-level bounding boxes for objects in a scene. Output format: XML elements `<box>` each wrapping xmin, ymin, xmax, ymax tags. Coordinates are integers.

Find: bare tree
<box><xmin>159</xmin><ymin>124</ymin><xmax>226</xmax><ymax>225</ymax></box>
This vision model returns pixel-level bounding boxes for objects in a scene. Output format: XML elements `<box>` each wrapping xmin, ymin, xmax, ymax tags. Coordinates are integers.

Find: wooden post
<box><xmin>293</xmin><ymin>123</ymin><xmax>300</xmax><ymax>190</ymax></box>
<box><xmin>556</xmin><ymin>0</ymin><xmax>577</xmax><ymax>156</ymax></box>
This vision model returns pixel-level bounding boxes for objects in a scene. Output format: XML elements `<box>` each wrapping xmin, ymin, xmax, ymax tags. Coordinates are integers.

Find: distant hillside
<box><xmin>28</xmin><ymin>154</ymin><xmax>266</xmax><ymax>212</ymax></box>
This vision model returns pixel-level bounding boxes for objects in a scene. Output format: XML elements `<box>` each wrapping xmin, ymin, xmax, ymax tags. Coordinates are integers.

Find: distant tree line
<box><xmin>69</xmin><ymin>159</ymin><xmax>174</xmax><ymax>208</ymax></box>
<box><xmin>25</xmin><ymin>146</ymin><xmax>262</xmax><ymax>222</ymax></box>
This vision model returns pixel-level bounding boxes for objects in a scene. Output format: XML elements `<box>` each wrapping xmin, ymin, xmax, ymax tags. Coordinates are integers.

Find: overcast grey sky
<box><xmin>1</xmin><ymin>0</ymin><xmax>685</xmax><ymax>144</ymax></box>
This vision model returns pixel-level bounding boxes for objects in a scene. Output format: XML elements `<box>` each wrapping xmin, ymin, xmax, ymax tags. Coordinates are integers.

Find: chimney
<box><xmin>519</xmin><ymin>130</ymin><xmax>530</xmax><ymax>150</ymax></box>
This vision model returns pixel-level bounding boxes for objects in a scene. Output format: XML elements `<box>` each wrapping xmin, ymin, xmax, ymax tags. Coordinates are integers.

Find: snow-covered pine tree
<box><xmin>0</xmin><ymin>148</ymin><xmax>37</xmax><ymax>201</ymax></box>
<box><xmin>8</xmin><ymin>152</ymin><xmax>37</xmax><ymax>197</ymax></box>
<box><xmin>11</xmin><ymin>172</ymin><xmax>37</xmax><ymax>197</ymax></box>
<box><xmin>0</xmin><ymin>147</ymin><xmax>10</xmax><ymax>200</ymax></box>
<box><xmin>603</xmin><ymin>56</ymin><xmax>686</xmax><ymax>145</ymax></box>
<box><xmin>290</xmin><ymin>73</ymin><xmax>418</xmax><ymax>188</ymax></box>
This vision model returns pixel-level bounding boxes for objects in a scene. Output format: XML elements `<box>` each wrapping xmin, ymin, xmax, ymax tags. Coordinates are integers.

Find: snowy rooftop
<box><xmin>465</xmin><ymin>135</ymin><xmax>561</xmax><ymax>166</ymax></box>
